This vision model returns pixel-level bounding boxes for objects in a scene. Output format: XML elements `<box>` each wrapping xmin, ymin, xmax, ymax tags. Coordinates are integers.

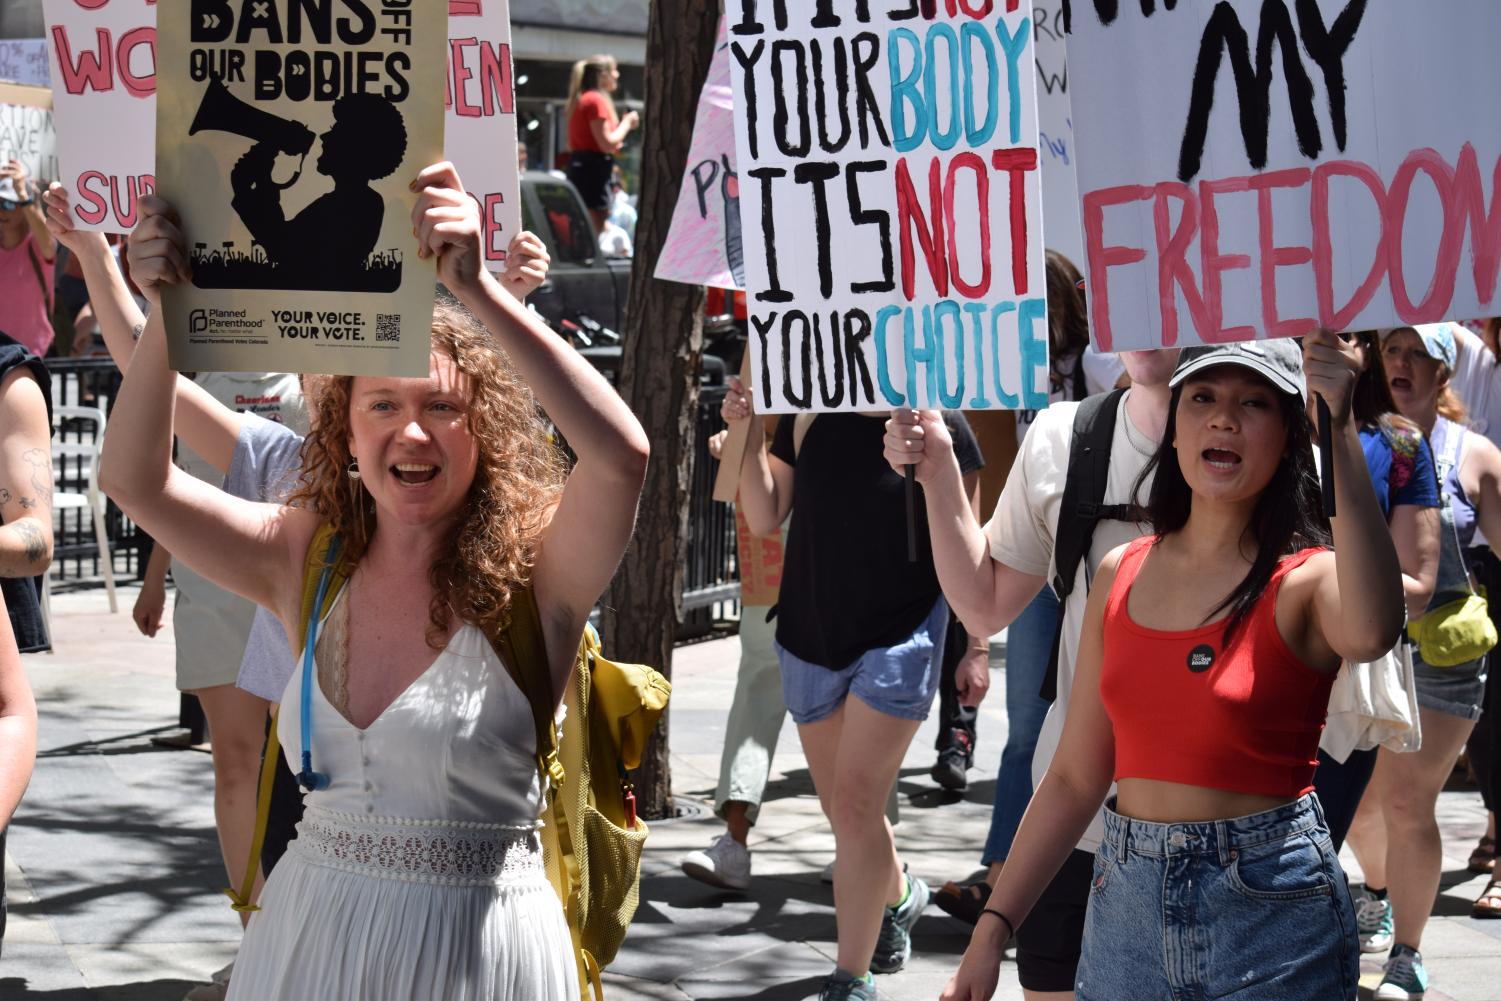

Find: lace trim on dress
<box><xmin>292</xmin><ymin>805</ymin><xmax>546</xmax><ymax>886</ymax></box>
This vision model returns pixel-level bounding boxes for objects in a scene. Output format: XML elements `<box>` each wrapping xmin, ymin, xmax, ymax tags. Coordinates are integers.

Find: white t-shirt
<box><xmin>1014</xmin><ymin>346</ymin><xmax>1126</xmax><ymax>444</ymax></box>
<box><xmin>982</xmin><ymin>392</ymin><xmax>1157</xmax><ymax>852</ymax></box>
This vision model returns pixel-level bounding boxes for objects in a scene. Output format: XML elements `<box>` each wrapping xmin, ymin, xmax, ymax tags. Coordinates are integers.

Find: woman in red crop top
<box><xmin>564</xmin><ymin>54</ymin><xmax>638</xmax><ymax>234</ymax></box>
<box><xmin>942</xmin><ymin>332</ymin><xmax>1406</xmax><ymax>1001</ymax></box>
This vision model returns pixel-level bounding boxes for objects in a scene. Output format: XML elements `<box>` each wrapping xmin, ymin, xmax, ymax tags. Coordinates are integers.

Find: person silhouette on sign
<box><xmin>230</xmin><ymin>94</ymin><xmax>407</xmax><ymax>291</ymax></box>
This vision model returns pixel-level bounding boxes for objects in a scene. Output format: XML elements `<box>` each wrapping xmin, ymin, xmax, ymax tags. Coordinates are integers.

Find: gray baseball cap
<box><xmin>1169</xmin><ymin>339</ymin><xmax>1306</xmax><ymax>401</ymax></box>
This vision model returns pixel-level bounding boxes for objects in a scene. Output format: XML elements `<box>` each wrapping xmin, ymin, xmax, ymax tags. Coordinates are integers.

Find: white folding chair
<box><xmin>43</xmin><ymin>405</ymin><xmax>118</xmax><ymax>631</ymax></box>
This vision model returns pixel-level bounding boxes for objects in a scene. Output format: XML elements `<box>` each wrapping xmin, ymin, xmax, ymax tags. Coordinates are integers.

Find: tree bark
<box><xmin>601</xmin><ymin>0</ymin><xmax>719</xmax><ymax>820</ymax></box>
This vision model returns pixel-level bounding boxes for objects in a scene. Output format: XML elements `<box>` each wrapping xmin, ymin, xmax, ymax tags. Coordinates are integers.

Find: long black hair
<box><xmin>1133</xmin><ymin>374</ymin><xmax>1331</xmax><ymax>645</ymax></box>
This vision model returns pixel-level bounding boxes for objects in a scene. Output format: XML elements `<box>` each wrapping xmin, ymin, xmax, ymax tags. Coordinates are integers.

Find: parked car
<box><xmin>519</xmin><ymin>170</ymin><xmax>631</xmax><ymax>336</ymax></box>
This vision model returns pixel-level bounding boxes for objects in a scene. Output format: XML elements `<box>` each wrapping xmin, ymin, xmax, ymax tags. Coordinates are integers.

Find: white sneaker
<box><xmin>1355</xmin><ymin>886</ymin><xmax>1395</xmax><ymax>953</ymax></box>
<box><xmin>821</xmin><ymin>859</ymin><xmax>836</xmax><ymax>883</ymax></box>
<box><xmin>681</xmin><ymin>833</ymin><xmax>751</xmax><ymax>890</ymax></box>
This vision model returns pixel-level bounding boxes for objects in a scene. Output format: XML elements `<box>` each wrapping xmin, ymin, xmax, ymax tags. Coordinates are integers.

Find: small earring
<box><xmin>347</xmin><ymin>460</ymin><xmax>361</xmax><ymax>481</ymax></box>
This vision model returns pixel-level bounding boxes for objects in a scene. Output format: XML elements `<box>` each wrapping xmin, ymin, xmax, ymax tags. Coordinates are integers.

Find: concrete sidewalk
<box><xmin>3</xmin><ymin>584</ymin><xmax>1498</xmax><ymax>1000</ymax></box>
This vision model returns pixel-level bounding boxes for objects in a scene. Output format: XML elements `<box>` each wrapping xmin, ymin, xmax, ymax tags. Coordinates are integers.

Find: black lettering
<box><xmin>793</xmin><ymin>161</ymin><xmax>840</xmax><ymax>299</ymax></box>
<box><xmin>691</xmin><ymin>159</ymin><xmax>720</xmax><ymax>219</ymax></box>
<box><xmin>385</xmin><ymin>51</ymin><xmax>410</xmax><ymax>102</ymax></box>
<box><xmin>851</xmin><ymin>33</ymin><xmax>891</xmax><ymax>149</ymax></box>
<box><xmin>771</xmin><ymin>41</ymin><xmax>811</xmax><ymax>158</ymax></box>
<box><xmin>752</xmin><ymin>312</ymin><xmax>778</xmax><ymax>411</ymax></box>
<box><xmin>749</xmin><ymin>167</ymin><xmax>794</xmax><ymax>303</ymax></box>
<box><xmin>813</xmin><ymin>312</ymin><xmax>845</xmax><ymax>407</ymax></box>
<box><xmin>782</xmin><ymin>311</ymin><xmax>813</xmax><ymax>409</ymax></box>
<box><xmin>731</xmin><ymin>41</ymin><xmax>766</xmax><ymax>159</ymax></box>
<box><xmin>336</xmin><ymin>0</ymin><xmax>377</xmax><ymax>45</ymax></box>
<box><xmin>843</xmin><ymin>310</ymin><xmax>876</xmax><ymax>406</ymax></box>
<box><xmin>289</xmin><ymin>0</ymin><xmax>331</xmax><ymax>44</ymax></box>
<box><xmin>191</xmin><ymin>0</ymin><xmax>234</xmax><ymax>43</ymax></box>
<box><xmin>1177</xmin><ymin>0</ymin><xmax>1321</xmax><ymax>183</ymax></box>
<box><xmin>847</xmin><ymin>161</ymin><xmax>894</xmax><ymax>293</ymax></box>
<box><xmin>889</xmin><ymin>0</ymin><xmax>921</xmax><ymax>21</ymax></box>
<box><xmin>812</xmin><ymin>39</ymin><xmax>851</xmax><ymax>153</ymax></box>
<box><xmin>237</xmin><ymin>0</ymin><xmax>285</xmax><ymax>44</ymax></box>
<box><xmin>254</xmin><ymin>49</ymin><xmax>283</xmax><ymax>99</ymax></box>
<box><xmin>1295</xmin><ymin>0</ymin><xmax>1366</xmax><ymax>153</ymax></box>
<box><xmin>731</xmin><ymin>0</ymin><xmax>763</xmax><ymax>35</ymax></box>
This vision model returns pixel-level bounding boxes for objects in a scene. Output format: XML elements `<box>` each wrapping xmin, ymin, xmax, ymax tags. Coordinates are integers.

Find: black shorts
<box><xmin>566</xmin><ymin>151</ymin><xmax>615</xmax><ymax>211</ymax></box>
<box><xmin>1014</xmin><ymin>848</ymin><xmax>1094</xmax><ymax>993</ymax></box>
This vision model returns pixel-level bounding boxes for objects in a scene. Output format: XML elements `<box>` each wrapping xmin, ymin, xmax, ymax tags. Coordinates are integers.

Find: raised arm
<box><xmin>720</xmin><ymin>378</ymin><xmax>792</xmax><ymax>538</ymax></box>
<box><xmin>0</xmin><ymin>366</ymin><xmax>54</xmax><ymax>576</ymax></box>
<box><xmin>1303</xmin><ymin>330</ymin><xmax>1406</xmax><ymax>664</ymax></box>
<box><xmin>0</xmin><ymin>591</ymin><xmax>36</xmax><ymax>826</ymax></box>
<box><xmin>885</xmin><ymin>409</ymin><xmax>1045</xmax><ymax>637</ymax></box>
<box><xmin>410</xmin><ymin>162</ymin><xmax>648</xmax><ymax>690</ymax></box>
<box><xmin>4</xmin><ymin>160</ymin><xmax>54</xmax><ymax>261</ymax></box>
<box><xmin>98</xmin><ymin>196</ymin><xmax>316</xmax><ymax>630</ymax></box>
<box><xmin>43</xmin><ymin>184</ymin><xmax>246</xmax><ymax>474</ymax></box>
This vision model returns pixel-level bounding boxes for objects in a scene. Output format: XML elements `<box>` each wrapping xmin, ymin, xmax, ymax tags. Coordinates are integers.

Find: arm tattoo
<box><xmin>132</xmin><ymin>322</ymin><xmax>145</xmax><ymax>342</ymax></box>
<box><xmin>22</xmin><ymin>448</ymin><xmax>51</xmax><ymax>509</ymax></box>
<box><xmin>18</xmin><ymin>497</ymin><xmax>34</xmax><ymax>510</ymax></box>
<box><xmin>13</xmin><ymin>520</ymin><xmax>46</xmax><ymax>565</ymax></box>
<box><xmin>0</xmin><ymin>488</ymin><xmax>11</xmax><ymax>505</ymax></box>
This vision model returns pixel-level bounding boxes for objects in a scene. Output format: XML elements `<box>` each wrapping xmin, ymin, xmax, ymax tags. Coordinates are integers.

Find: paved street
<box><xmin>4</xmin><ymin>584</ymin><xmax>1498</xmax><ymax>1000</ymax></box>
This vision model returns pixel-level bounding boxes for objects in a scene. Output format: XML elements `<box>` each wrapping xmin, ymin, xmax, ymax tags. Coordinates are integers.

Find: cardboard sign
<box><xmin>656</xmin><ymin>17</ymin><xmax>743</xmax><ymax>291</ymax></box>
<box><xmin>1031</xmin><ymin>1</ymin><xmax>1080</xmax><ymax>265</ymax></box>
<box><xmin>0</xmin><ymin>99</ymin><xmax>59</xmax><ymax>185</ymax></box>
<box><xmin>729</xmin><ymin>1</ymin><xmax>1049</xmax><ymax>414</ymax></box>
<box><xmin>43</xmin><ymin>0</ymin><xmax>157</xmax><ymax>234</ymax></box>
<box><xmin>0</xmin><ymin>39</ymin><xmax>52</xmax><ymax>87</ymax></box>
<box><xmin>735</xmin><ymin>509</ymin><xmax>784</xmax><ymax>607</ymax></box>
<box><xmin>446</xmin><ymin>0</ymin><xmax>520</xmax><ymax>272</ymax></box>
<box><xmin>1067</xmin><ymin>0</ymin><xmax>1501</xmax><ymax>352</ymax></box>
<box><xmin>155</xmin><ymin>0</ymin><xmax>445</xmax><ymax>376</ymax></box>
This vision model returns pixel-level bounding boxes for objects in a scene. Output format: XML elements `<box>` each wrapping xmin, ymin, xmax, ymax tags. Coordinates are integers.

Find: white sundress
<box><xmin>227</xmin><ymin>610</ymin><xmax>578</xmax><ymax>1001</ymax></box>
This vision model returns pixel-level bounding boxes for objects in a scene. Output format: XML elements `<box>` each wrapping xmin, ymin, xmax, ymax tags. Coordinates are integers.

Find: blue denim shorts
<box><xmin>1076</xmin><ymin>795</ymin><xmax>1358</xmax><ymax>1001</ymax></box>
<box><xmin>1412</xmin><ymin>640</ymin><xmax>1488</xmax><ymax>721</ymax></box>
<box><xmin>776</xmin><ymin>597</ymin><xmax>947</xmax><ymax>725</ymax></box>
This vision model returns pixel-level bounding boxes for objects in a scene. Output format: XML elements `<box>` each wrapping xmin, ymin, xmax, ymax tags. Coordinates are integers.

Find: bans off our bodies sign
<box><xmin>156</xmin><ymin>0</ymin><xmax>444</xmax><ymax>376</ymax></box>
<box><xmin>1067</xmin><ymin>0</ymin><xmax>1501</xmax><ymax>352</ymax></box>
<box><xmin>729</xmin><ymin>1</ymin><xmax>1048</xmax><ymax>415</ymax></box>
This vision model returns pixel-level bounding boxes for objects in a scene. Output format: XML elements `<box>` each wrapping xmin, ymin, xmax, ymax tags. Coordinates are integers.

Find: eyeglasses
<box><xmin>0</xmin><ymin>199</ymin><xmax>17</xmax><ymax>212</ymax></box>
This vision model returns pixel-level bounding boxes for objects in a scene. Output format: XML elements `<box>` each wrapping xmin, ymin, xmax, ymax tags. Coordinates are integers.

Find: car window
<box><xmin>532</xmin><ymin>181</ymin><xmax>597</xmax><ymax>265</ymax></box>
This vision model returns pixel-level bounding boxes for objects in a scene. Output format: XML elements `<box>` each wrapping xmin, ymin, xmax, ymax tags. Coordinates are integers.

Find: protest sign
<box><xmin>735</xmin><ymin>509</ymin><xmax>784</xmax><ymax>606</ymax></box>
<box><xmin>155</xmin><ymin>0</ymin><xmax>446</xmax><ymax>376</ymax></box>
<box><xmin>657</xmin><ymin>16</ymin><xmax>743</xmax><ymax>291</ymax></box>
<box><xmin>1067</xmin><ymin>0</ymin><xmax>1501</xmax><ymax>353</ymax></box>
<box><xmin>729</xmin><ymin>1</ymin><xmax>1049</xmax><ymax>415</ymax></box>
<box><xmin>43</xmin><ymin>0</ymin><xmax>156</xmax><ymax>233</ymax></box>
<box><xmin>1031</xmin><ymin>1</ymin><xmax>1080</xmax><ymax>265</ymax></box>
<box><xmin>446</xmin><ymin>0</ymin><xmax>520</xmax><ymax>271</ymax></box>
<box><xmin>0</xmin><ymin>96</ymin><xmax>59</xmax><ymax>185</ymax></box>
<box><xmin>0</xmin><ymin>39</ymin><xmax>51</xmax><ymax>87</ymax></box>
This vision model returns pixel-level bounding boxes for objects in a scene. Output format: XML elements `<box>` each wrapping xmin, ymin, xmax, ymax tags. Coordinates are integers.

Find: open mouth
<box><xmin>392</xmin><ymin>462</ymin><xmax>439</xmax><ymax>486</ymax></box>
<box><xmin>1390</xmin><ymin>377</ymin><xmax>1413</xmax><ymax>392</ymax></box>
<box><xmin>1203</xmin><ymin>448</ymin><xmax>1242</xmax><ymax>470</ymax></box>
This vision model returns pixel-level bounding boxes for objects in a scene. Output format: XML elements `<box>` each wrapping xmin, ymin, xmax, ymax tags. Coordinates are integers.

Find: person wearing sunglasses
<box><xmin>0</xmin><ymin>159</ymin><xmax>57</xmax><ymax>358</ymax></box>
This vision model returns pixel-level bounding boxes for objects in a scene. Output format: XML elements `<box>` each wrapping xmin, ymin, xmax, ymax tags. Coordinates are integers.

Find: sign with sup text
<box><xmin>1066</xmin><ymin>0</ymin><xmax>1501</xmax><ymax>352</ymax></box>
<box><xmin>729</xmin><ymin>0</ymin><xmax>1049</xmax><ymax>414</ymax></box>
<box><xmin>155</xmin><ymin>0</ymin><xmax>445</xmax><ymax>376</ymax></box>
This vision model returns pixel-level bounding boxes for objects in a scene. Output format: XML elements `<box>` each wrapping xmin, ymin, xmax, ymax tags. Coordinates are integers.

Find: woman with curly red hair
<box><xmin>100</xmin><ymin>162</ymin><xmax>649</xmax><ymax>1000</ymax></box>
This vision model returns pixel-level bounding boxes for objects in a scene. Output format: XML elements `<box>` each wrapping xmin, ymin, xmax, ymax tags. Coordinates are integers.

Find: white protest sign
<box><xmin>0</xmin><ymin>39</ymin><xmax>51</xmax><ymax>86</ymax></box>
<box><xmin>446</xmin><ymin>0</ymin><xmax>521</xmax><ymax>271</ymax></box>
<box><xmin>1030</xmin><ymin>1</ymin><xmax>1080</xmax><ymax>265</ymax></box>
<box><xmin>1067</xmin><ymin>0</ymin><xmax>1501</xmax><ymax>352</ymax></box>
<box><xmin>729</xmin><ymin>1</ymin><xmax>1049</xmax><ymax>415</ymax></box>
<box><xmin>0</xmin><ymin>99</ymin><xmax>59</xmax><ymax>185</ymax></box>
<box><xmin>43</xmin><ymin>0</ymin><xmax>156</xmax><ymax>234</ymax></box>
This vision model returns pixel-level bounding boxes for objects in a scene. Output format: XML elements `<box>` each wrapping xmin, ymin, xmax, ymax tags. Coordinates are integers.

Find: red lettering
<box><xmin>1249</xmin><ymin>168</ymin><xmax>1315</xmax><ymax>339</ymax></box>
<box><xmin>1198</xmin><ymin>175</ymin><xmax>1256</xmax><ymax>343</ymax></box>
<box><xmin>1310</xmin><ymin>160</ymin><xmax>1387</xmax><ymax>330</ymax></box>
<box><xmin>1453</xmin><ymin>143</ymin><xmax>1501</xmax><ymax>309</ymax></box>
<box><xmin>1082</xmin><ymin>183</ymin><xmax>1151</xmax><ymax>351</ymax></box>
<box><xmin>1152</xmin><ymin>181</ymin><xmax>1210</xmax><ymax>348</ymax></box>
<box><xmin>448</xmin><ymin>39</ymin><xmax>479</xmax><ymax>116</ymax></box>
<box><xmin>483</xmin><ymin>192</ymin><xmax>507</xmax><ymax>262</ymax></box>
<box><xmin>116</xmin><ymin>26</ymin><xmax>155</xmax><ymax>98</ymax></box>
<box><xmin>895</xmin><ymin>156</ymin><xmax>949</xmax><ymax>300</ymax></box>
<box><xmin>74</xmin><ymin>171</ymin><xmax>110</xmax><ymax>226</ymax></box>
<box><xmin>992</xmin><ymin>147</ymin><xmax>1038</xmax><ymax>296</ymax></box>
<box><xmin>945</xmin><ymin>152</ymin><xmax>990</xmax><ymax>298</ymax></box>
<box><xmin>51</xmin><ymin>26</ymin><xmax>113</xmax><ymax>95</ymax></box>
<box><xmin>448</xmin><ymin>1</ymin><xmax>483</xmax><ymax>14</ymax></box>
<box><xmin>1386</xmin><ymin>148</ymin><xmax>1464</xmax><ymax>323</ymax></box>
<box><xmin>479</xmin><ymin>41</ymin><xmax>513</xmax><ymax>116</ymax></box>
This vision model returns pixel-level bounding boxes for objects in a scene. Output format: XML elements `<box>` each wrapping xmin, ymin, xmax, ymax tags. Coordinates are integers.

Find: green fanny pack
<box><xmin>1408</xmin><ymin>586</ymin><xmax>1498</xmax><ymax>668</ymax></box>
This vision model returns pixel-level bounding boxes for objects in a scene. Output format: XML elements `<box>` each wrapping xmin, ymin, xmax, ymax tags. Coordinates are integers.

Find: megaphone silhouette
<box><xmin>190</xmin><ymin>78</ymin><xmax>316</xmax><ymax>157</ymax></box>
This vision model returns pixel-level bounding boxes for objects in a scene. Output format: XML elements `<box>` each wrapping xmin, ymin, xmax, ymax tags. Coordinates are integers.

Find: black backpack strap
<box><xmin>1040</xmin><ymin>387</ymin><xmax>1129</xmax><ymax>702</ymax></box>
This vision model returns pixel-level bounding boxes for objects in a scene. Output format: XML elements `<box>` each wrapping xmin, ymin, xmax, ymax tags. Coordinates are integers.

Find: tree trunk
<box><xmin>602</xmin><ymin>0</ymin><xmax>719</xmax><ymax>821</ymax></box>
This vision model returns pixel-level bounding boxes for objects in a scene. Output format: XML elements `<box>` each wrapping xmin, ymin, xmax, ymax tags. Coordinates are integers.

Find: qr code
<box><xmin>375</xmin><ymin>314</ymin><xmax>401</xmax><ymax>343</ymax></box>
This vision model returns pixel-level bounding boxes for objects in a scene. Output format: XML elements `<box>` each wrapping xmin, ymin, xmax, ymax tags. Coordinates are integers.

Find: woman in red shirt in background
<box><xmin>564</xmin><ymin>55</ymin><xmax>638</xmax><ymax>234</ymax></box>
<box><xmin>931</xmin><ymin>333</ymin><xmax>1405</xmax><ymax>1001</ymax></box>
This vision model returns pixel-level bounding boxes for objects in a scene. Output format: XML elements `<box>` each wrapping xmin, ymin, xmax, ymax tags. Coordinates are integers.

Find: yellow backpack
<box><xmin>232</xmin><ymin>525</ymin><xmax>671</xmax><ymax>1001</ymax></box>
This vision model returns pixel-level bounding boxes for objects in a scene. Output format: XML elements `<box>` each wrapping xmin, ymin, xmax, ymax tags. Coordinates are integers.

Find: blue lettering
<box><xmin>995</xmin><ymin>17</ymin><xmax>1030</xmax><ymax>144</ymax></box>
<box><xmin>875</xmin><ymin>305</ymin><xmax>905</xmax><ymax>405</ymax></box>
<box><xmin>964</xmin><ymin>301</ymin><xmax>990</xmax><ymax>407</ymax></box>
<box><xmin>887</xmin><ymin>29</ymin><xmax>925</xmax><ymax>154</ymax></box>
<box><xmin>1018</xmin><ymin>296</ymin><xmax>1050</xmax><ymax>409</ymax></box>
<box><xmin>989</xmin><ymin>301</ymin><xmax>1020</xmax><ymax>408</ymax></box>
<box><xmin>925</xmin><ymin>23</ymin><xmax>961</xmax><ymax>152</ymax></box>
<box><xmin>933</xmin><ymin>300</ymin><xmax>964</xmax><ymax>408</ymax></box>
<box><xmin>960</xmin><ymin>22</ymin><xmax>998</xmax><ymax>147</ymax></box>
<box><xmin>906</xmin><ymin>306</ymin><xmax>938</xmax><ymax>408</ymax></box>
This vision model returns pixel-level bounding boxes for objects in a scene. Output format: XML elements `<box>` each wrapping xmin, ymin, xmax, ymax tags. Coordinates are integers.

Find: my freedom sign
<box><xmin>729</xmin><ymin>0</ymin><xmax>1048</xmax><ymax>414</ymax></box>
<box><xmin>1067</xmin><ymin>0</ymin><xmax>1501</xmax><ymax>352</ymax></box>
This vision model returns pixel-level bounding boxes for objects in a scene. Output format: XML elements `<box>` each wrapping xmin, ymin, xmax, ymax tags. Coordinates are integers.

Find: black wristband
<box><xmin>979</xmin><ymin>907</ymin><xmax>1015</xmax><ymax>940</ymax></box>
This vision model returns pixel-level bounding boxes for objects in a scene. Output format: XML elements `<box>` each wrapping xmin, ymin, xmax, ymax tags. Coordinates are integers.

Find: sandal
<box><xmin>1473</xmin><ymin>876</ymin><xmax>1501</xmax><ymax>919</ymax></box>
<box><xmin>1470</xmin><ymin>835</ymin><xmax>1497</xmax><ymax>875</ymax></box>
<box><xmin>933</xmin><ymin>877</ymin><xmax>992</xmax><ymax>925</ymax></box>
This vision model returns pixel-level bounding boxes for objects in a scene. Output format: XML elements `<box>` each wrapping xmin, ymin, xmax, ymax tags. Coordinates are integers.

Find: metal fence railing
<box><xmin>681</xmin><ymin>385</ymin><xmax>738</xmax><ymax>638</ymax></box>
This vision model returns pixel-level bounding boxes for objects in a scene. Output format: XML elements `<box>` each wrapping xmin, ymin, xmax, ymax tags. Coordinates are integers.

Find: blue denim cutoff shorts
<box><xmin>776</xmin><ymin>597</ymin><xmax>947</xmax><ymax>725</ymax></box>
<box><xmin>1075</xmin><ymin>795</ymin><xmax>1358</xmax><ymax>1001</ymax></box>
